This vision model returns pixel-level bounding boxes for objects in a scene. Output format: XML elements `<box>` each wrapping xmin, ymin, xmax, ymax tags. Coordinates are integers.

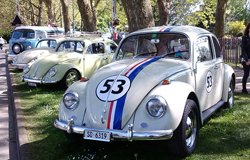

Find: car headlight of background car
<box><xmin>23</xmin><ymin>64</ymin><xmax>30</xmax><ymax>74</ymax></box>
<box><xmin>146</xmin><ymin>95</ymin><xmax>167</xmax><ymax>118</ymax></box>
<box><xmin>63</xmin><ymin>91</ymin><xmax>79</xmax><ymax>110</ymax></box>
<box><xmin>49</xmin><ymin>66</ymin><xmax>57</xmax><ymax>77</ymax></box>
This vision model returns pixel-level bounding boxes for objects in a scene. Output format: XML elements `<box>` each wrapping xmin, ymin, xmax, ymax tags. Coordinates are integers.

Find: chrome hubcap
<box><xmin>185</xmin><ymin>109</ymin><xmax>197</xmax><ymax>148</ymax></box>
<box><xmin>228</xmin><ymin>82</ymin><xmax>234</xmax><ymax>107</ymax></box>
<box><xmin>66</xmin><ymin>72</ymin><xmax>77</xmax><ymax>87</ymax></box>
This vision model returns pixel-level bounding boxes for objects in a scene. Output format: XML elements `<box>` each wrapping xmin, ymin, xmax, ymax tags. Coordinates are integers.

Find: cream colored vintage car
<box><xmin>20</xmin><ymin>36</ymin><xmax>117</xmax><ymax>89</ymax></box>
<box><xmin>11</xmin><ymin>36</ymin><xmax>64</xmax><ymax>70</ymax></box>
<box><xmin>54</xmin><ymin>26</ymin><xmax>235</xmax><ymax>157</ymax></box>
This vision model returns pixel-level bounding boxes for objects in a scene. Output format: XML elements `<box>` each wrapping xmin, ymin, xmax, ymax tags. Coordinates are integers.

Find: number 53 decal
<box><xmin>206</xmin><ymin>71</ymin><xmax>213</xmax><ymax>93</ymax></box>
<box><xmin>96</xmin><ymin>75</ymin><xmax>131</xmax><ymax>101</ymax></box>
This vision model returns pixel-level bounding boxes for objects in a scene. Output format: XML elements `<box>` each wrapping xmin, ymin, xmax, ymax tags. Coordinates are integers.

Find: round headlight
<box><xmin>49</xmin><ymin>66</ymin><xmax>57</xmax><ymax>77</ymax></box>
<box><xmin>26</xmin><ymin>45</ymin><xmax>31</xmax><ymax>50</ymax></box>
<box><xmin>146</xmin><ymin>96</ymin><xmax>167</xmax><ymax>118</ymax></box>
<box><xmin>63</xmin><ymin>91</ymin><xmax>79</xmax><ymax>110</ymax></box>
<box><xmin>23</xmin><ymin>64</ymin><xmax>30</xmax><ymax>74</ymax></box>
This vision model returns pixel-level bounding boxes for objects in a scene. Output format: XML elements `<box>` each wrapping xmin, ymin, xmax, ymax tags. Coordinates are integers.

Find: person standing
<box><xmin>0</xmin><ymin>36</ymin><xmax>4</xmax><ymax>50</ymax></box>
<box><xmin>241</xmin><ymin>22</ymin><xmax>250</xmax><ymax>94</ymax></box>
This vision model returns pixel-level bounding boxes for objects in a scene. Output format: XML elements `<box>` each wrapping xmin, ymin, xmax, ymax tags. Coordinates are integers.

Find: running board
<box><xmin>202</xmin><ymin>100</ymin><xmax>225</xmax><ymax>122</ymax></box>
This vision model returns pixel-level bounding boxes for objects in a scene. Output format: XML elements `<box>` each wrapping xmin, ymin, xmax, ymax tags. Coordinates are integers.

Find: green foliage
<box><xmin>227</xmin><ymin>20</ymin><xmax>245</xmax><ymax>37</ymax></box>
<box><xmin>0</xmin><ymin>28</ymin><xmax>14</xmax><ymax>43</ymax></box>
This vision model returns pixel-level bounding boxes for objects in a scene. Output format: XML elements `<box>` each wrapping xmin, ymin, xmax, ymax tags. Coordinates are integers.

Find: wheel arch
<box><xmin>187</xmin><ymin>92</ymin><xmax>202</xmax><ymax>127</ymax></box>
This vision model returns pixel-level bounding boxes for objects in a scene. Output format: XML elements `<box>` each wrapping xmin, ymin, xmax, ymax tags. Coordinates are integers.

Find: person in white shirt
<box><xmin>0</xmin><ymin>36</ymin><xmax>4</xmax><ymax>50</ymax></box>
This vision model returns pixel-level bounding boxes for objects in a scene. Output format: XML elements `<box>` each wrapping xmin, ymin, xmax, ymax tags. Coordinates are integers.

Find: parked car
<box><xmin>8</xmin><ymin>26</ymin><xmax>64</xmax><ymax>57</ymax></box>
<box><xmin>20</xmin><ymin>36</ymin><xmax>117</xmax><ymax>89</ymax></box>
<box><xmin>11</xmin><ymin>36</ymin><xmax>65</xmax><ymax>70</ymax></box>
<box><xmin>54</xmin><ymin>26</ymin><xmax>235</xmax><ymax>157</ymax></box>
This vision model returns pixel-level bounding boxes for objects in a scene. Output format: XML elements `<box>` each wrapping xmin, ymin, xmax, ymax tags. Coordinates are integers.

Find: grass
<box><xmin>9</xmin><ymin>60</ymin><xmax>250</xmax><ymax>160</ymax></box>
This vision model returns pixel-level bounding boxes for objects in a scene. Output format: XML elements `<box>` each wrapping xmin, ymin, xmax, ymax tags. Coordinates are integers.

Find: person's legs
<box><xmin>242</xmin><ymin>62</ymin><xmax>250</xmax><ymax>93</ymax></box>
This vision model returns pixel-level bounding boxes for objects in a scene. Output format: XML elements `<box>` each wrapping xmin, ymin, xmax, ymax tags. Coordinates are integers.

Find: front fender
<box><xmin>222</xmin><ymin>64</ymin><xmax>235</xmax><ymax>102</ymax></box>
<box><xmin>58</xmin><ymin>81</ymin><xmax>88</xmax><ymax>125</ymax></box>
<box><xmin>133</xmin><ymin>81</ymin><xmax>195</xmax><ymax>132</ymax></box>
<box><xmin>43</xmin><ymin>63</ymin><xmax>82</xmax><ymax>83</ymax></box>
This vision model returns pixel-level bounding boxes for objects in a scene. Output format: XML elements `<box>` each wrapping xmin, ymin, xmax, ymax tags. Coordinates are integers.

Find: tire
<box><xmin>224</xmin><ymin>77</ymin><xmax>234</xmax><ymax>108</ymax></box>
<box><xmin>12</xmin><ymin>43</ymin><xmax>23</xmax><ymax>54</ymax></box>
<box><xmin>60</xmin><ymin>69</ymin><xmax>80</xmax><ymax>89</ymax></box>
<box><xmin>168</xmin><ymin>99</ymin><xmax>199</xmax><ymax>157</ymax></box>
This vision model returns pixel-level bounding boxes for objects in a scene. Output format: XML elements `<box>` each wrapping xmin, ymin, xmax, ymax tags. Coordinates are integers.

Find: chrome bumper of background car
<box><xmin>22</xmin><ymin>77</ymin><xmax>57</xmax><ymax>84</ymax></box>
<box><xmin>11</xmin><ymin>63</ymin><xmax>25</xmax><ymax>69</ymax></box>
<box><xmin>54</xmin><ymin>119</ymin><xmax>173</xmax><ymax>141</ymax></box>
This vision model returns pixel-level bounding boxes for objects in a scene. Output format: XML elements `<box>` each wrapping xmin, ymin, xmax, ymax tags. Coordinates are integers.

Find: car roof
<box><xmin>129</xmin><ymin>25</ymin><xmax>213</xmax><ymax>38</ymax></box>
<box><xmin>61</xmin><ymin>36</ymin><xmax>115</xmax><ymax>43</ymax></box>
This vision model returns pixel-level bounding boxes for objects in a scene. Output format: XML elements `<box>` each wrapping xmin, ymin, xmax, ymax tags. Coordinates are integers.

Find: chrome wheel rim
<box><xmin>185</xmin><ymin>109</ymin><xmax>197</xmax><ymax>148</ymax></box>
<box><xmin>66</xmin><ymin>72</ymin><xmax>77</xmax><ymax>87</ymax></box>
<box><xmin>228</xmin><ymin>82</ymin><xmax>234</xmax><ymax>107</ymax></box>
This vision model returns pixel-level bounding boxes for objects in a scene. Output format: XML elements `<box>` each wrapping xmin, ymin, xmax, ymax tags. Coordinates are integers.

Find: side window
<box><xmin>195</xmin><ymin>36</ymin><xmax>213</xmax><ymax>62</ymax></box>
<box><xmin>106</xmin><ymin>42</ymin><xmax>117</xmax><ymax>53</ymax></box>
<box><xmin>75</xmin><ymin>42</ymin><xmax>83</xmax><ymax>52</ymax></box>
<box><xmin>87</xmin><ymin>43</ymin><xmax>105</xmax><ymax>54</ymax></box>
<box><xmin>212</xmin><ymin>37</ymin><xmax>222</xmax><ymax>58</ymax></box>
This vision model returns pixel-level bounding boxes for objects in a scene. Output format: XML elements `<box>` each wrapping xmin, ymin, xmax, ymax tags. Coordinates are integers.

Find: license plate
<box><xmin>28</xmin><ymin>82</ymin><xmax>37</xmax><ymax>87</ymax></box>
<box><xmin>84</xmin><ymin>130</ymin><xmax>110</xmax><ymax>142</ymax></box>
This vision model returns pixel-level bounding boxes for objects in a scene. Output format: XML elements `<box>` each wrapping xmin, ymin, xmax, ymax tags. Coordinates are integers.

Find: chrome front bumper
<box><xmin>54</xmin><ymin>119</ymin><xmax>173</xmax><ymax>141</ymax></box>
<box><xmin>20</xmin><ymin>76</ymin><xmax>57</xmax><ymax>84</ymax></box>
<box><xmin>11</xmin><ymin>63</ymin><xmax>25</xmax><ymax>69</ymax></box>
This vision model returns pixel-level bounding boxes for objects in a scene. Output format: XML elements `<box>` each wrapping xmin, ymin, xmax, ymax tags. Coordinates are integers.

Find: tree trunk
<box><xmin>77</xmin><ymin>0</ymin><xmax>97</xmax><ymax>31</ymax></box>
<box><xmin>215</xmin><ymin>0</ymin><xmax>228</xmax><ymax>38</ymax></box>
<box><xmin>37</xmin><ymin>0</ymin><xmax>43</xmax><ymax>26</ymax></box>
<box><xmin>157</xmin><ymin>0</ymin><xmax>172</xmax><ymax>26</ymax></box>
<box><xmin>121</xmin><ymin>0</ymin><xmax>154</xmax><ymax>33</ymax></box>
<box><xmin>43</xmin><ymin>0</ymin><xmax>56</xmax><ymax>25</ymax></box>
<box><xmin>60</xmin><ymin>0</ymin><xmax>70</xmax><ymax>32</ymax></box>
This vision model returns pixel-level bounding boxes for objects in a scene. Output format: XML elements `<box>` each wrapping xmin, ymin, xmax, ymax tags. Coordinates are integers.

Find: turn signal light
<box><xmin>80</xmin><ymin>77</ymin><xmax>89</xmax><ymax>82</ymax></box>
<box><xmin>162</xmin><ymin>80</ymin><xmax>170</xmax><ymax>85</ymax></box>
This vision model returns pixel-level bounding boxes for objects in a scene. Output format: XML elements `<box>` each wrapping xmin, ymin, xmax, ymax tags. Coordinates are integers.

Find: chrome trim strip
<box><xmin>54</xmin><ymin>119</ymin><xmax>173</xmax><ymax>141</ymax></box>
<box><xmin>11</xmin><ymin>63</ymin><xmax>25</xmax><ymax>69</ymax></box>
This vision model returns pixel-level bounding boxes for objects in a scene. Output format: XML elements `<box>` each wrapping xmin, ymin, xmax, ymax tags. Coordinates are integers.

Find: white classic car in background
<box><xmin>11</xmin><ymin>36</ymin><xmax>64</xmax><ymax>69</ymax></box>
<box><xmin>54</xmin><ymin>26</ymin><xmax>235</xmax><ymax>157</ymax></box>
<box><xmin>20</xmin><ymin>36</ymin><xmax>118</xmax><ymax>89</ymax></box>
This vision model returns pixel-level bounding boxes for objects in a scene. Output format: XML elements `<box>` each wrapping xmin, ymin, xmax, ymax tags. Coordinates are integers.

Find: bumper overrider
<box><xmin>54</xmin><ymin>119</ymin><xmax>173</xmax><ymax>141</ymax></box>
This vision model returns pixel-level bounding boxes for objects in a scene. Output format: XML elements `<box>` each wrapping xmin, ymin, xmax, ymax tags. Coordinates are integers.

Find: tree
<box><xmin>214</xmin><ymin>0</ymin><xmax>228</xmax><ymax>38</ymax></box>
<box><xmin>157</xmin><ymin>0</ymin><xmax>172</xmax><ymax>25</ymax></box>
<box><xmin>43</xmin><ymin>0</ymin><xmax>56</xmax><ymax>25</ymax></box>
<box><xmin>77</xmin><ymin>0</ymin><xmax>99</xmax><ymax>31</ymax></box>
<box><xmin>121</xmin><ymin>0</ymin><xmax>154</xmax><ymax>33</ymax></box>
<box><xmin>60</xmin><ymin>0</ymin><xmax>70</xmax><ymax>32</ymax></box>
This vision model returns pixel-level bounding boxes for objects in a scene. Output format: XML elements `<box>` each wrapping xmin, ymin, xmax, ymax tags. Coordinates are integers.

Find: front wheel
<box><xmin>168</xmin><ymin>99</ymin><xmax>199</xmax><ymax>157</ymax></box>
<box><xmin>60</xmin><ymin>69</ymin><xmax>80</xmax><ymax>89</ymax></box>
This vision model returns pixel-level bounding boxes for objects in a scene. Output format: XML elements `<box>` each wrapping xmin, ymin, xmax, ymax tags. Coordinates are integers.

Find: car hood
<box><xmin>27</xmin><ymin>51</ymin><xmax>82</xmax><ymax>78</ymax></box>
<box><xmin>84</xmin><ymin>57</ymin><xmax>191</xmax><ymax>130</ymax></box>
<box><xmin>17</xmin><ymin>47</ymin><xmax>54</xmax><ymax>63</ymax></box>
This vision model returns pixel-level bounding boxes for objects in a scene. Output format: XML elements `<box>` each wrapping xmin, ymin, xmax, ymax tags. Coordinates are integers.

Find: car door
<box><xmin>84</xmin><ymin>42</ymin><xmax>116</xmax><ymax>77</ymax></box>
<box><xmin>194</xmin><ymin>36</ymin><xmax>223</xmax><ymax>111</ymax></box>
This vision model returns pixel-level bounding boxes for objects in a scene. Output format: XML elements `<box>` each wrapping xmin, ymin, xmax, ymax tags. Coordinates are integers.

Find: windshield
<box><xmin>12</xmin><ymin>29</ymin><xmax>35</xmax><ymax>39</ymax></box>
<box><xmin>116</xmin><ymin>33</ymin><xmax>189</xmax><ymax>60</ymax></box>
<box><xmin>36</xmin><ymin>39</ymin><xmax>57</xmax><ymax>48</ymax></box>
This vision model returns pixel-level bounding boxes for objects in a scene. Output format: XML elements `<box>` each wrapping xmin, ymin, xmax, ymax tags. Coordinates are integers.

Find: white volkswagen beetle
<box><xmin>54</xmin><ymin>26</ymin><xmax>235</xmax><ymax>157</ymax></box>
